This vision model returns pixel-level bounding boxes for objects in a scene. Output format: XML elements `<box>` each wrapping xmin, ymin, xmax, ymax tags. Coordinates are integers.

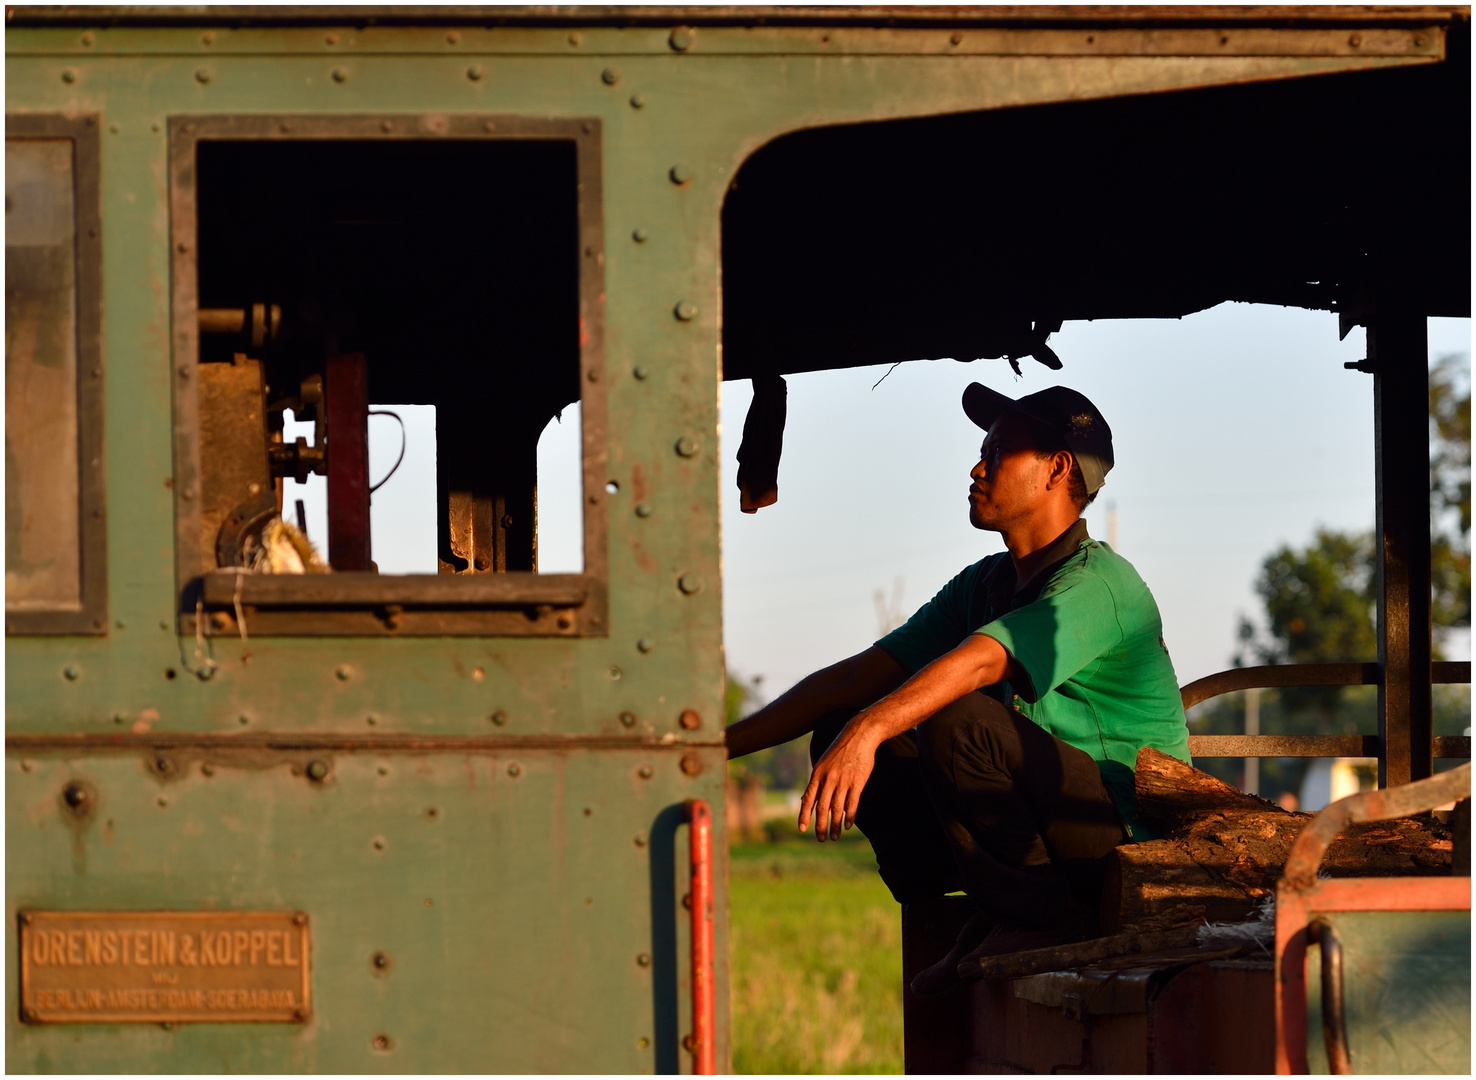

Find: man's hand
<box><xmin>795</xmin><ymin>632</ymin><xmax>1023</xmax><ymax>841</ymax></box>
<box><xmin>798</xmin><ymin>714</ymin><xmax>881</xmax><ymax>841</ymax></box>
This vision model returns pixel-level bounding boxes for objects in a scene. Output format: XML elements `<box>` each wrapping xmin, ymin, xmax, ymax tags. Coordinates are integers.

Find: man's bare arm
<box><xmin>799</xmin><ymin>633</ymin><xmax>1022</xmax><ymax>840</ymax></box>
<box><xmin>725</xmin><ymin>645</ymin><xmax>908</xmax><ymax>760</ymax></box>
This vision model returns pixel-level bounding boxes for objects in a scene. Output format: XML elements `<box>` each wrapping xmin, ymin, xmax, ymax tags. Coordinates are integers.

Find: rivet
<box><xmin>637</xmin><ymin>953</ymin><xmax>651</xmax><ymax>966</ymax></box>
<box><xmin>336</xmin><ymin>665</ymin><xmax>352</xmax><ymax>681</ymax></box>
<box><xmin>325</xmin><ymin>32</ymin><xmax>338</xmax><ymax>45</ymax></box>
<box><xmin>557</xmin><ymin>614</ymin><xmax>573</xmax><ymax>629</ymax></box>
<box><xmin>637</xmin><ymin>638</ymin><xmax>655</xmax><ymax>654</ymax></box>
<box><xmin>373</xmin><ymin>1034</ymin><xmax>392</xmax><ymax>1051</ymax></box>
<box><xmin>674</xmin><ymin>300</ymin><xmax>698</xmax><ymax>321</ymax></box>
<box><xmin>675</xmin><ymin>436</ymin><xmax>699</xmax><ymax>457</ymax></box>
<box><xmin>238</xmin><ymin>713</ymin><xmax>250</xmax><ymax>725</ymax></box>
<box><xmin>446</xmin><ymin>31</ymin><xmax>460</xmax><ymax>44</ymax></box>
<box><xmin>109</xmin><ymin>123</ymin><xmax>119</xmax><ymax>134</ymax></box>
<box><xmin>678</xmin><ymin>573</ymin><xmax>702</xmax><ymax>594</ymax></box>
<box><xmin>669</xmin><ymin>27</ymin><xmax>692</xmax><ymax>51</ymax></box>
<box><xmin>293</xmin><ymin>912</ymin><xmax>308</xmax><ymax>926</ymax></box>
<box><xmin>472</xmin><ymin>666</ymin><xmax>485</xmax><ymax>681</ymax></box>
<box><xmin>639</xmin><ymin>1037</ymin><xmax>650</xmax><ymax>1049</ymax></box>
<box><xmin>633</xmin><ymin>365</ymin><xmax>650</xmax><ymax>381</ymax></box>
<box><xmin>372</xmin><ymin>836</ymin><xmax>386</xmax><ymax>851</ymax></box>
<box><xmin>679</xmin><ymin>709</ymin><xmax>701</xmax><ymax>731</ymax></box>
<box><xmin>467</xmin><ymin>65</ymin><xmax>484</xmax><ymax>81</ymax></box>
<box><xmin>567</xmin><ymin>31</ymin><xmax>582</xmax><ymax>46</ymax></box>
<box><xmin>1414</xmin><ymin>35</ymin><xmax>1426</xmax><ymax>48</ymax></box>
<box><xmin>196</xmin><ymin>665</ymin><xmax>214</xmax><ymax>682</ymax></box>
<box><xmin>366</xmin><ymin>713</ymin><xmax>378</xmax><ymax>725</ymax></box>
<box><xmin>331</xmin><ymin>67</ymin><xmax>348</xmax><ymax>83</ymax></box>
<box><xmin>634</xmin><ymin>832</ymin><xmax>647</xmax><ymax>846</ymax></box>
<box><xmin>639</xmin><ymin>764</ymin><xmax>653</xmax><ymax>779</ymax></box>
<box><xmin>157</xmin><ymin>794</ymin><xmax>170</xmax><ymax>808</ymax></box>
<box><xmin>630</xmin><ymin>92</ymin><xmax>647</xmax><ymax>109</ymax></box>
<box><xmin>1349</xmin><ymin>32</ymin><xmax>1363</xmax><ymax>47</ymax></box>
<box><xmin>507</xmin><ymin>762</ymin><xmax>522</xmax><ymax>777</ymax></box>
<box><xmin>61</xmin><ymin>68</ymin><xmax>78</xmax><ymax>84</ymax></box>
<box><xmin>680</xmin><ymin>754</ymin><xmax>702</xmax><ymax>777</ymax></box>
<box><xmin>950</xmin><ymin>32</ymin><xmax>963</xmax><ymax>46</ymax></box>
<box><xmin>381</xmin><ymin>119</ymin><xmax>393</xmax><ymax>132</ymax></box>
<box><xmin>81</xmin><ymin>31</ymin><xmax>95</xmax><ymax>46</ymax></box>
<box><xmin>21</xmin><ymin>760</ymin><xmax>35</xmax><ymax>773</ymax></box>
<box><xmin>201</xmin><ymin>763</ymin><xmax>214</xmax><ymax>776</ymax></box>
<box><xmin>151</xmin><ymin>122</ymin><xmax>161</xmax><ymax>133</ymax></box>
<box><xmin>601</xmin><ymin>66</ymin><xmax>621</xmax><ymax>85</ymax></box>
<box><xmin>501</xmin><ymin>513</ymin><xmax>514</xmax><ymax>528</ymax></box>
<box><xmin>200</xmin><ymin>31</ymin><xmax>213</xmax><ymax>45</ymax></box>
<box><xmin>377</xmin><ymin>765</ymin><xmax>388</xmax><ymax>776</ymax></box>
<box><xmin>587</xmin><ymin>368</ymin><xmax>599</xmax><ymax>382</ymax></box>
<box><xmin>194</xmin><ymin>67</ymin><xmax>211</xmax><ymax>84</ymax></box>
<box><xmin>581</xmin><ymin>121</ymin><xmax>593</xmax><ymax>135</ymax></box>
<box><xmin>113</xmin><ymin>712</ymin><xmax>126</xmax><ymax>724</ymax></box>
<box><xmin>491</xmin><ymin>710</ymin><xmax>507</xmax><ymax>726</ymax></box>
<box><xmin>632</xmin><ymin>227</ymin><xmax>650</xmax><ymax>243</ymax></box>
<box><xmin>669</xmin><ymin>165</ymin><xmax>691</xmax><ymax>186</ymax></box>
<box><xmin>620</xmin><ymin>711</ymin><xmax>637</xmax><ymax>727</ymax></box>
<box><xmin>64</xmin><ymin>665</ymin><xmax>80</xmax><ymax>681</ymax></box>
<box><xmin>372</xmin><ymin>950</ymin><xmax>390</xmax><ymax>969</ymax></box>
<box><xmin>483</xmin><ymin>119</ymin><xmax>496</xmax><ymax>132</ymax></box>
<box><xmin>474</xmin><ymin>556</ymin><xmax>490</xmax><ymax>570</ymax></box>
<box><xmin>63</xmin><ymin>782</ymin><xmax>88</xmax><ymax>808</ymax></box>
<box><xmin>306</xmin><ymin>760</ymin><xmax>329</xmax><ymax>782</ymax></box>
<box><xmin>609</xmin><ymin>666</ymin><xmax>622</xmax><ymax>681</ymax></box>
<box><xmin>635</xmin><ymin>503</ymin><xmax>652</xmax><ymax>518</ymax></box>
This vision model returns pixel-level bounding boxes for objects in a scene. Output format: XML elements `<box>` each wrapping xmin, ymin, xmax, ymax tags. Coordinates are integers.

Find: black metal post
<box><xmin>1369</xmin><ymin>314</ymin><xmax>1433</xmax><ymax>788</ymax></box>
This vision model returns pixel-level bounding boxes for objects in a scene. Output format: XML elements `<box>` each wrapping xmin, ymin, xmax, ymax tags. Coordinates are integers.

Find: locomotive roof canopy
<box><xmin>720</xmin><ymin>28</ymin><xmax>1470</xmax><ymax>380</ymax></box>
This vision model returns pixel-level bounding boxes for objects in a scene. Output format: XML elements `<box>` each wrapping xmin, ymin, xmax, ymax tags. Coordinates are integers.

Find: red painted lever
<box><xmin>686</xmin><ymin>798</ymin><xmax>716</xmax><ymax>1075</ymax></box>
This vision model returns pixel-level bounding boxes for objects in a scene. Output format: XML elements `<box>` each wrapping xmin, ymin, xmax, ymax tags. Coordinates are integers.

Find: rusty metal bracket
<box><xmin>1306</xmin><ymin>919</ymin><xmax>1353</xmax><ymax>1075</ymax></box>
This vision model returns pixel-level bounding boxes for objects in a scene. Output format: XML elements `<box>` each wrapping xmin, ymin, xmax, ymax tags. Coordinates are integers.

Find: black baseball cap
<box><xmin>962</xmin><ymin>383</ymin><xmax>1115</xmax><ymax>493</ymax></box>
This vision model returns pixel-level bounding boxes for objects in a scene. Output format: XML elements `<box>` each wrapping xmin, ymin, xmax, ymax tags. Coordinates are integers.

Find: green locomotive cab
<box><xmin>6</xmin><ymin>6</ymin><xmax>1468</xmax><ymax>1073</ymax></box>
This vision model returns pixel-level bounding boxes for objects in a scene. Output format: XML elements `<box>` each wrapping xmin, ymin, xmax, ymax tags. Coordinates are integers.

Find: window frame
<box><xmin>168</xmin><ymin>114</ymin><xmax>607</xmax><ymax>637</ymax></box>
<box><xmin>5</xmin><ymin>113</ymin><xmax>108</xmax><ymax>636</ymax></box>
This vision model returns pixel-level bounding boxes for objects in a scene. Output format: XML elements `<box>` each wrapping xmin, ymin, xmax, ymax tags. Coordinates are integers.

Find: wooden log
<box><xmin>1134</xmin><ymin>746</ymin><xmax>1283</xmax><ymax>827</ymax></box>
<box><xmin>1103</xmin><ymin>749</ymin><xmax>1456</xmax><ymax>932</ymax></box>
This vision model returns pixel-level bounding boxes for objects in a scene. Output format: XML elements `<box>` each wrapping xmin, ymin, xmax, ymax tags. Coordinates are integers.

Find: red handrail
<box><xmin>686</xmin><ymin>799</ymin><xmax>716</xmax><ymax>1075</ymax></box>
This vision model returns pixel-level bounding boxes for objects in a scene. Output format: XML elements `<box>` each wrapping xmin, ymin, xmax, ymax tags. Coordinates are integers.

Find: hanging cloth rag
<box><xmin>736</xmin><ymin>373</ymin><xmax>787</xmax><ymax>513</ymax></box>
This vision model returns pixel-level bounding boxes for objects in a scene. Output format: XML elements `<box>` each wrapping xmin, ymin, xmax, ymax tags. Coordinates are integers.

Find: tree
<box><xmin>1198</xmin><ymin>352</ymin><xmax>1472</xmax><ymax>795</ymax></box>
<box><xmin>1430</xmin><ymin>353</ymin><xmax>1471</xmax><ymax>631</ymax></box>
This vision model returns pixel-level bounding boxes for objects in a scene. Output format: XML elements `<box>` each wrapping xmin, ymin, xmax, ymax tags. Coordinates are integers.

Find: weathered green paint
<box><xmin>1305</xmin><ymin>910</ymin><xmax>1471</xmax><ymax>1075</ymax></box>
<box><xmin>5</xmin><ymin>13</ymin><xmax>1438</xmax><ymax>1072</ymax></box>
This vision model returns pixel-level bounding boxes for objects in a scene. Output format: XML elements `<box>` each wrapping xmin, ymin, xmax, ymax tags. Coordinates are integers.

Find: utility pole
<box><xmin>1244</xmin><ymin>687</ymin><xmax>1260</xmax><ymax>796</ymax></box>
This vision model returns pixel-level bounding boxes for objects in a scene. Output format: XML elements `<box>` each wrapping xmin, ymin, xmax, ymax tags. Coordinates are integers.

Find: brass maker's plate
<box><xmin>19</xmin><ymin>910</ymin><xmax>310</xmax><ymax>1023</ymax></box>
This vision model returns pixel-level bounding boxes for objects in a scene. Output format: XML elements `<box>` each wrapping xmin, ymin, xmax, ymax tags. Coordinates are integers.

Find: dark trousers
<box><xmin>810</xmin><ymin>692</ymin><xmax>1125</xmax><ymax>928</ymax></box>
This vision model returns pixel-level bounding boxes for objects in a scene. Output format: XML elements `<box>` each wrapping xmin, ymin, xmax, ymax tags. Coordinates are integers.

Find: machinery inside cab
<box><xmin>172</xmin><ymin>118</ymin><xmax>608</xmax><ymax>636</ymax></box>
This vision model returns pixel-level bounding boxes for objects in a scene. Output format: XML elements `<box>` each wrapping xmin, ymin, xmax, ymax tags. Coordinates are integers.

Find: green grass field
<box><xmin>728</xmin><ymin>832</ymin><xmax>904</xmax><ymax>1074</ymax></box>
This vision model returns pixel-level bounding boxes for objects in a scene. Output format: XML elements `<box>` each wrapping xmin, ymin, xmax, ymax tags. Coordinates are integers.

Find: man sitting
<box><xmin>725</xmin><ymin>383</ymin><xmax>1191</xmax><ymax>995</ymax></box>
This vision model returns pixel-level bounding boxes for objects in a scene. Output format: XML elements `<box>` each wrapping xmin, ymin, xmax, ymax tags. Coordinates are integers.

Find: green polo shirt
<box><xmin>877</xmin><ymin>519</ymin><xmax>1189</xmax><ymax>841</ymax></box>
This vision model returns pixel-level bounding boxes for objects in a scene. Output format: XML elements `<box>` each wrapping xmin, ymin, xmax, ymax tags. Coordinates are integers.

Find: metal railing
<box><xmin>1182</xmin><ymin>661</ymin><xmax>1471</xmax><ymax>760</ymax></box>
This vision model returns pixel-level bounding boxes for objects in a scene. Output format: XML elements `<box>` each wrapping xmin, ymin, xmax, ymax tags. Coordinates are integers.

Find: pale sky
<box><xmin>293</xmin><ymin>306</ymin><xmax>1469</xmax><ymax>699</ymax></box>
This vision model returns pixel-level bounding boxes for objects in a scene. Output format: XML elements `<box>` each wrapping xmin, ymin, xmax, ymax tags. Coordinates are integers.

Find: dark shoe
<box><xmin>955</xmin><ymin>912</ymin><xmax>1089</xmax><ymax>982</ymax></box>
<box><xmin>909</xmin><ymin>909</ymin><xmax>994</xmax><ymax>998</ymax></box>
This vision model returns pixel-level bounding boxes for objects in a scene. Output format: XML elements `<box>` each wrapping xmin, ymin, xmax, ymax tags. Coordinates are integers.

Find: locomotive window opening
<box><xmin>193</xmin><ymin>137</ymin><xmax>582</xmax><ymax>578</ymax></box>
